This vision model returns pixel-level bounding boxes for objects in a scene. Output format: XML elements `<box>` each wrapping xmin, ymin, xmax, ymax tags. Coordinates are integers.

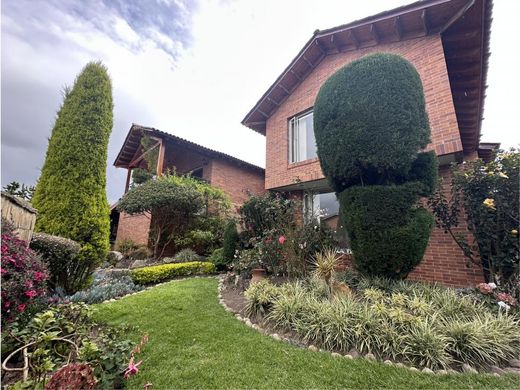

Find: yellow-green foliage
<box><xmin>32</xmin><ymin>62</ymin><xmax>113</xmax><ymax>281</ymax></box>
<box><xmin>131</xmin><ymin>261</ymin><xmax>215</xmax><ymax>284</ymax></box>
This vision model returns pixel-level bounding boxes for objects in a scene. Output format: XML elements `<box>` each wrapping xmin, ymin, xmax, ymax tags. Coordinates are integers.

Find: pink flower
<box><xmin>477</xmin><ymin>283</ymin><xmax>493</xmax><ymax>294</ymax></box>
<box><xmin>34</xmin><ymin>271</ymin><xmax>45</xmax><ymax>281</ymax></box>
<box><xmin>124</xmin><ymin>356</ymin><xmax>142</xmax><ymax>379</ymax></box>
<box><xmin>24</xmin><ymin>290</ymin><xmax>38</xmax><ymax>299</ymax></box>
<box><xmin>3</xmin><ymin>301</ymin><xmax>11</xmax><ymax>308</ymax></box>
<box><xmin>278</xmin><ymin>236</ymin><xmax>286</xmax><ymax>245</ymax></box>
<box><xmin>17</xmin><ymin>304</ymin><xmax>26</xmax><ymax>312</ymax></box>
<box><xmin>496</xmin><ymin>292</ymin><xmax>517</xmax><ymax>306</ymax></box>
<box><xmin>0</xmin><ymin>267</ymin><xmax>7</xmax><ymax>275</ymax></box>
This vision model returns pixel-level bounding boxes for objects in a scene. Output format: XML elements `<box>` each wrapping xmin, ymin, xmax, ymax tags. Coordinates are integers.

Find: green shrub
<box><xmin>181</xmin><ymin>229</ymin><xmax>216</xmax><ymax>255</ymax></box>
<box><xmin>130</xmin><ymin>261</ymin><xmax>215</xmax><ymax>284</ymax></box>
<box><xmin>128</xmin><ymin>246</ymin><xmax>151</xmax><ymax>260</ymax></box>
<box><xmin>240</xmin><ymin>193</ymin><xmax>294</xmax><ymax>238</ymax></box>
<box><xmin>404</xmin><ymin>319</ymin><xmax>452</xmax><ymax>369</ymax></box>
<box><xmin>340</xmin><ymin>184</ymin><xmax>434</xmax><ymax>278</ymax></box>
<box><xmin>174</xmin><ymin>248</ymin><xmax>199</xmax><ymax>262</ymax></box>
<box><xmin>209</xmin><ymin>248</ymin><xmax>226</xmax><ymax>269</ymax></box>
<box><xmin>32</xmin><ymin>62</ymin><xmax>113</xmax><ymax>277</ymax></box>
<box><xmin>30</xmin><ymin>232</ymin><xmax>82</xmax><ymax>294</ymax></box>
<box><xmin>115</xmin><ymin>238</ymin><xmax>139</xmax><ymax>258</ymax></box>
<box><xmin>314</xmin><ymin>53</ymin><xmax>431</xmax><ymax>192</ymax></box>
<box><xmin>222</xmin><ymin>221</ymin><xmax>239</xmax><ymax>264</ymax></box>
<box><xmin>244</xmin><ymin>279</ymin><xmax>281</xmax><ymax>317</ymax></box>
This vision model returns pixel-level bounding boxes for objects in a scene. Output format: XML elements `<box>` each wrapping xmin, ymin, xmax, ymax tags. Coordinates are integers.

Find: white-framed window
<box><xmin>289</xmin><ymin>110</ymin><xmax>317</xmax><ymax>163</ymax></box>
<box><xmin>303</xmin><ymin>192</ymin><xmax>340</xmax><ymax>221</ymax></box>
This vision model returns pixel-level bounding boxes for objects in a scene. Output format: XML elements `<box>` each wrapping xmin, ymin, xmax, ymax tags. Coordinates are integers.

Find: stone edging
<box><xmin>217</xmin><ymin>276</ymin><xmax>520</xmax><ymax>377</ymax></box>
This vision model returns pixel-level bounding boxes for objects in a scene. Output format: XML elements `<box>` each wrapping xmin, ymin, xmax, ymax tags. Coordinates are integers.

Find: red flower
<box><xmin>278</xmin><ymin>236</ymin><xmax>286</xmax><ymax>245</ymax></box>
<box><xmin>17</xmin><ymin>304</ymin><xmax>26</xmax><ymax>312</ymax></box>
<box><xmin>3</xmin><ymin>301</ymin><xmax>11</xmax><ymax>308</ymax></box>
<box><xmin>34</xmin><ymin>271</ymin><xmax>45</xmax><ymax>281</ymax></box>
<box><xmin>25</xmin><ymin>290</ymin><xmax>38</xmax><ymax>298</ymax></box>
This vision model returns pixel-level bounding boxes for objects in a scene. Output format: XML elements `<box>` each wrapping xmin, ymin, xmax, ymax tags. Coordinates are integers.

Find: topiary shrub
<box><xmin>314</xmin><ymin>53</ymin><xmax>437</xmax><ymax>278</ymax></box>
<box><xmin>31</xmin><ymin>62</ymin><xmax>113</xmax><ymax>288</ymax></box>
<box><xmin>130</xmin><ymin>261</ymin><xmax>215</xmax><ymax>284</ymax></box>
<box><xmin>222</xmin><ymin>221</ymin><xmax>238</xmax><ymax>264</ymax></box>
<box><xmin>314</xmin><ymin>53</ymin><xmax>431</xmax><ymax>193</ymax></box>
<box><xmin>1</xmin><ymin>220</ymin><xmax>49</xmax><ymax>325</ymax></box>
<box><xmin>30</xmin><ymin>232</ymin><xmax>82</xmax><ymax>294</ymax></box>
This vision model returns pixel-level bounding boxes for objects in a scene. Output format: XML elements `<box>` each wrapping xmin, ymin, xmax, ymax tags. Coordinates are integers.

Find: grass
<box><xmin>94</xmin><ymin>278</ymin><xmax>518</xmax><ymax>389</ymax></box>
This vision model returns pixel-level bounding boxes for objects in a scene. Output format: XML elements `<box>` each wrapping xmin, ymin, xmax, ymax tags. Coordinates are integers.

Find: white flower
<box><xmin>497</xmin><ymin>301</ymin><xmax>510</xmax><ymax>311</ymax></box>
<box><xmin>487</xmin><ymin>282</ymin><xmax>497</xmax><ymax>289</ymax></box>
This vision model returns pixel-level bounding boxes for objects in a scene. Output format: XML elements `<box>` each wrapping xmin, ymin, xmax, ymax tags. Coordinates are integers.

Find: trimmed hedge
<box><xmin>30</xmin><ymin>232</ymin><xmax>82</xmax><ymax>294</ymax></box>
<box><xmin>339</xmin><ymin>183</ymin><xmax>434</xmax><ymax>278</ymax></box>
<box><xmin>131</xmin><ymin>261</ymin><xmax>215</xmax><ymax>284</ymax></box>
<box><xmin>314</xmin><ymin>53</ymin><xmax>431</xmax><ymax>193</ymax></box>
<box><xmin>222</xmin><ymin>221</ymin><xmax>238</xmax><ymax>264</ymax></box>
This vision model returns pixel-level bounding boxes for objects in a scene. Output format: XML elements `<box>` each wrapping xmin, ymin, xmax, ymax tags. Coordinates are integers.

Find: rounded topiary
<box><xmin>222</xmin><ymin>221</ymin><xmax>239</xmax><ymax>264</ymax></box>
<box><xmin>314</xmin><ymin>53</ymin><xmax>431</xmax><ymax>193</ymax></box>
<box><xmin>32</xmin><ymin>61</ymin><xmax>113</xmax><ymax>287</ymax></box>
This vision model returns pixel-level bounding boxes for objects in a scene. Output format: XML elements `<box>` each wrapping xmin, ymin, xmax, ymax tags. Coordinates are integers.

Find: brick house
<box><xmin>241</xmin><ymin>0</ymin><xmax>495</xmax><ymax>286</ymax></box>
<box><xmin>112</xmin><ymin>124</ymin><xmax>265</xmax><ymax>246</ymax></box>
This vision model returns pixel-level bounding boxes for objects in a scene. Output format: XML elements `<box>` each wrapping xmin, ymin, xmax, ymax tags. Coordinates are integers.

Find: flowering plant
<box><xmin>1</xmin><ymin>219</ymin><xmax>49</xmax><ymax>325</ymax></box>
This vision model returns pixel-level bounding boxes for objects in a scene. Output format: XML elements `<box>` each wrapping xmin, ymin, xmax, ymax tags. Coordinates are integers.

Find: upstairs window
<box><xmin>289</xmin><ymin>110</ymin><xmax>317</xmax><ymax>163</ymax></box>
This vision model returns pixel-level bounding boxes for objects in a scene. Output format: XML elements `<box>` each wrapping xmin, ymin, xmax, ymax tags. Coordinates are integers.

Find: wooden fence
<box><xmin>1</xmin><ymin>192</ymin><xmax>38</xmax><ymax>243</ymax></box>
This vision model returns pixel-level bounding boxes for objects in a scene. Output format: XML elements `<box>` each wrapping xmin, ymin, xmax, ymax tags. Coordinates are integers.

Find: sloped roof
<box><xmin>114</xmin><ymin>124</ymin><xmax>264</xmax><ymax>173</ymax></box>
<box><xmin>242</xmin><ymin>0</ymin><xmax>492</xmax><ymax>154</ymax></box>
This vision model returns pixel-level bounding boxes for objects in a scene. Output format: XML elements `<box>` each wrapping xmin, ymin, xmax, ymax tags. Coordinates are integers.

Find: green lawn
<box><xmin>94</xmin><ymin>278</ymin><xmax>518</xmax><ymax>389</ymax></box>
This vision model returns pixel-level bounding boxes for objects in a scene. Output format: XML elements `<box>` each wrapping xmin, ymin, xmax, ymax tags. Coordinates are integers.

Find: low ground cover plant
<box><xmin>69</xmin><ymin>269</ymin><xmax>142</xmax><ymax>304</ymax></box>
<box><xmin>131</xmin><ymin>261</ymin><xmax>215</xmax><ymax>284</ymax></box>
<box><xmin>245</xmin><ymin>276</ymin><xmax>520</xmax><ymax>370</ymax></box>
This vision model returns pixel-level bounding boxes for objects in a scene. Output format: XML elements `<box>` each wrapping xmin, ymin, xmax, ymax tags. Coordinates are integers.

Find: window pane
<box><xmin>289</xmin><ymin>111</ymin><xmax>316</xmax><ymax>163</ymax></box>
<box><xmin>319</xmin><ymin>192</ymin><xmax>339</xmax><ymax>218</ymax></box>
<box><xmin>303</xmin><ymin>113</ymin><xmax>317</xmax><ymax>159</ymax></box>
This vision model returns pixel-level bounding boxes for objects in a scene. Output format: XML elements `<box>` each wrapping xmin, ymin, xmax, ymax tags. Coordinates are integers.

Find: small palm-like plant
<box><xmin>312</xmin><ymin>248</ymin><xmax>340</xmax><ymax>298</ymax></box>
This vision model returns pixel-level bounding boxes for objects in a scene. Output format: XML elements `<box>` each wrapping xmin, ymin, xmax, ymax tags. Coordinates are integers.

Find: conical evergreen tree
<box><xmin>32</xmin><ymin>62</ymin><xmax>113</xmax><ymax>288</ymax></box>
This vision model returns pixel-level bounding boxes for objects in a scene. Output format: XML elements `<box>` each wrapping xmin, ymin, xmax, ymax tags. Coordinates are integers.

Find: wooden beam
<box><xmin>128</xmin><ymin>141</ymin><xmax>160</xmax><ymax>168</ymax></box>
<box><xmin>394</xmin><ymin>16</ymin><xmax>402</xmax><ymax>40</ymax></box>
<box><xmin>124</xmin><ymin>168</ymin><xmax>132</xmax><ymax>193</ymax></box>
<box><xmin>421</xmin><ymin>9</ymin><xmax>429</xmax><ymax>35</ymax></box>
<box><xmin>290</xmin><ymin>69</ymin><xmax>302</xmax><ymax>81</ymax></box>
<box><xmin>440</xmin><ymin>0</ymin><xmax>475</xmax><ymax>33</ymax></box>
<box><xmin>370</xmin><ymin>24</ymin><xmax>379</xmax><ymax>44</ymax></box>
<box><xmin>442</xmin><ymin>29</ymin><xmax>479</xmax><ymax>42</ymax></box>
<box><xmin>258</xmin><ymin>108</ymin><xmax>269</xmax><ymax>118</ymax></box>
<box><xmin>266</xmin><ymin>96</ymin><xmax>280</xmax><ymax>107</ymax></box>
<box><xmin>156</xmin><ymin>139</ymin><xmax>165</xmax><ymax>176</ymax></box>
<box><xmin>278</xmin><ymin>83</ymin><xmax>290</xmax><ymax>95</ymax></box>
<box><xmin>445</xmin><ymin>47</ymin><xmax>481</xmax><ymax>60</ymax></box>
<box><xmin>348</xmin><ymin>30</ymin><xmax>358</xmax><ymax>48</ymax></box>
<box><xmin>302</xmin><ymin>55</ymin><xmax>314</xmax><ymax>69</ymax></box>
<box><xmin>248</xmin><ymin>121</ymin><xmax>266</xmax><ymax>127</ymax></box>
<box><xmin>330</xmin><ymin>34</ymin><xmax>342</xmax><ymax>52</ymax></box>
<box><xmin>315</xmin><ymin>39</ymin><xmax>326</xmax><ymax>55</ymax></box>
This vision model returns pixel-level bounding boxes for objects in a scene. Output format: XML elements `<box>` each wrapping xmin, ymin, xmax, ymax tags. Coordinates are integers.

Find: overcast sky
<box><xmin>2</xmin><ymin>0</ymin><xmax>519</xmax><ymax>203</ymax></box>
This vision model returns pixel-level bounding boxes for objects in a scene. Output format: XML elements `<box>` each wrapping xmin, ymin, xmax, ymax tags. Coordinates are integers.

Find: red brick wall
<box><xmin>265</xmin><ymin>34</ymin><xmax>461</xmax><ymax>190</ymax></box>
<box><xmin>209</xmin><ymin>159</ymin><xmax>265</xmax><ymax>209</ymax></box>
<box><xmin>408</xmin><ymin>165</ymin><xmax>484</xmax><ymax>287</ymax></box>
<box><xmin>115</xmin><ymin>212</ymin><xmax>151</xmax><ymax>246</ymax></box>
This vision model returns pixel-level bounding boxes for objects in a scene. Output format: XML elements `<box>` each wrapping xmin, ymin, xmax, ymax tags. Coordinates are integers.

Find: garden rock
<box><xmin>109</xmin><ymin>251</ymin><xmax>123</xmax><ymax>262</ymax></box>
<box><xmin>271</xmin><ymin>333</ymin><xmax>281</xmax><ymax>341</ymax></box>
<box><xmin>409</xmin><ymin>367</ymin><xmax>419</xmax><ymax>372</ymax></box>
<box><xmin>364</xmin><ymin>353</ymin><xmax>376</xmax><ymax>361</ymax></box>
<box><xmin>131</xmin><ymin>260</ymin><xmax>147</xmax><ymax>269</ymax></box>
<box><xmin>503</xmin><ymin>367</ymin><xmax>520</xmax><ymax>375</ymax></box>
<box><xmin>331</xmin><ymin>352</ymin><xmax>342</xmax><ymax>358</ymax></box>
<box><xmin>509</xmin><ymin>359</ymin><xmax>520</xmax><ymax>368</ymax></box>
<box><xmin>436</xmin><ymin>370</ymin><xmax>447</xmax><ymax>375</ymax></box>
<box><xmin>308</xmin><ymin>345</ymin><xmax>318</xmax><ymax>352</ymax></box>
<box><xmin>344</xmin><ymin>354</ymin><xmax>353</xmax><ymax>360</ymax></box>
<box><xmin>462</xmin><ymin>364</ymin><xmax>478</xmax><ymax>374</ymax></box>
<box><xmin>422</xmin><ymin>368</ymin><xmax>434</xmax><ymax>374</ymax></box>
<box><xmin>384</xmin><ymin>360</ymin><xmax>393</xmax><ymax>366</ymax></box>
<box><xmin>395</xmin><ymin>363</ymin><xmax>405</xmax><ymax>368</ymax></box>
<box><xmin>347</xmin><ymin>349</ymin><xmax>360</xmax><ymax>358</ymax></box>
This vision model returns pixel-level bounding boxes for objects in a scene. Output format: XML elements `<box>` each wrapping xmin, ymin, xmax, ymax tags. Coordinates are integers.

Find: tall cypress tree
<box><xmin>32</xmin><ymin>62</ymin><xmax>113</xmax><ymax>286</ymax></box>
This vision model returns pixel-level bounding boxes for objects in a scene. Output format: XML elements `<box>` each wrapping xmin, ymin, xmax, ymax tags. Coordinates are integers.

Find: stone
<box><xmin>395</xmin><ymin>363</ymin><xmax>405</xmax><ymax>368</ymax></box>
<box><xmin>447</xmin><ymin>369</ymin><xmax>458</xmax><ymax>375</ymax></box>
<box><xmin>364</xmin><ymin>353</ymin><xmax>376</xmax><ymax>361</ymax></box>
<box><xmin>130</xmin><ymin>260</ymin><xmax>147</xmax><ymax>269</ymax></box>
<box><xmin>331</xmin><ymin>352</ymin><xmax>342</xmax><ymax>358</ymax></box>
<box><xmin>344</xmin><ymin>354</ymin><xmax>353</xmax><ymax>360</ymax></box>
<box><xmin>493</xmin><ymin>373</ymin><xmax>500</xmax><ymax>377</ymax></box>
<box><xmin>409</xmin><ymin>367</ymin><xmax>419</xmax><ymax>372</ymax></box>
<box><xmin>347</xmin><ymin>349</ymin><xmax>360</xmax><ymax>359</ymax></box>
<box><xmin>235</xmin><ymin>314</ymin><xmax>243</xmax><ymax>320</ymax></box>
<box><xmin>308</xmin><ymin>345</ymin><xmax>318</xmax><ymax>352</ymax></box>
<box><xmin>271</xmin><ymin>333</ymin><xmax>281</xmax><ymax>341</ymax></box>
<box><xmin>422</xmin><ymin>368</ymin><xmax>434</xmax><ymax>374</ymax></box>
<box><xmin>503</xmin><ymin>367</ymin><xmax>520</xmax><ymax>375</ymax></box>
<box><xmin>384</xmin><ymin>360</ymin><xmax>393</xmax><ymax>366</ymax></box>
<box><xmin>509</xmin><ymin>359</ymin><xmax>520</xmax><ymax>368</ymax></box>
<box><xmin>462</xmin><ymin>363</ymin><xmax>478</xmax><ymax>374</ymax></box>
<box><xmin>245</xmin><ymin>319</ymin><xmax>253</xmax><ymax>327</ymax></box>
<box><xmin>436</xmin><ymin>370</ymin><xmax>448</xmax><ymax>375</ymax></box>
<box><xmin>490</xmin><ymin>366</ymin><xmax>506</xmax><ymax>375</ymax></box>
<box><xmin>108</xmin><ymin>251</ymin><xmax>123</xmax><ymax>262</ymax></box>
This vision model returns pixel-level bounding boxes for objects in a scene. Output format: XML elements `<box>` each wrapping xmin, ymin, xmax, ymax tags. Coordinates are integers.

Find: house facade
<box><xmin>242</xmin><ymin>0</ymin><xmax>494</xmax><ymax>286</ymax></box>
<box><xmin>112</xmin><ymin>124</ymin><xmax>265</xmax><ymax>246</ymax></box>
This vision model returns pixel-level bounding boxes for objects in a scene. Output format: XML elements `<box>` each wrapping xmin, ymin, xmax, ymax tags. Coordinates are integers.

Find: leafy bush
<box><xmin>174</xmin><ymin>248</ymin><xmax>199</xmax><ymax>262</ymax></box>
<box><xmin>3</xmin><ymin>303</ymin><xmax>138</xmax><ymax>389</ymax></box>
<box><xmin>130</xmin><ymin>261</ymin><xmax>215</xmax><ymax>284</ymax></box>
<box><xmin>30</xmin><ymin>232</ymin><xmax>82</xmax><ymax>294</ymax></box>
<box><xmin>314</xmin><ymin>53</ymin><xmax>436</xmax><ymax>279</ymax></box>
<box><xmin>247</xmin><ymin>278</ymin><xmax>520</xmax><ymax>369</ymax></box>
<box><xmin>429</xmin><ymin>149</ymin><xmax>519</xmax><ymax>287</ymax></box>
<box><xmin>1</xmin><ymin>220</ymin><xmax>49</xmax><ymax>325</ymax></box>
<box><xmin>340</xmin><ymin>184</ymin><xmax>434</xmax><ymax>278</ymax></box>
<box><xmin>209</xmin><ymin>248</ymin><xmax>226</xmax><ymax>270</ymax></box>
<box><xmin>314</xmin><ymin>53</ymin><xmax>431</xmax><ymax>192</ymax></box>
<box><xmin>115</xmin><ymin>238</ymin><xmax>139</xmax><ymax>258</ymax></box>
<box><xmin>69</xmin><ymin>269</ymin><xmax>142</xmax><ymax>304</ymax></box>
<box><xmin>240</xmin><ymin>193</ymin><xmax>295</xmax><ymax>238</ymax></box>
<box><xmin>222</xmin><ymin>221</ymin><xmax>239</xmax><ymax>264</ymax></box>
<box><xmin>32</xmin><ymin>62</ymin><xmax>113</xmax><ymax>277</ymax></box>
<box><xmin>176</xmin><ymin>229</ymin><xmax>216</xmax><ymax>255</ymax></box>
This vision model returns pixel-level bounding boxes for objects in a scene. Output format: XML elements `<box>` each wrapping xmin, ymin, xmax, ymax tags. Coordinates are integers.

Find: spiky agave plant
<box><xmin>312</xmin><ymin>248</ymin><xmax>340</xmax><ymax>298</ymax></box>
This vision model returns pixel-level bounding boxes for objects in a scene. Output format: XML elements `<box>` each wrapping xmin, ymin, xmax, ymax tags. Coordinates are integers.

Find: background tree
<box><xmin>314</xmin><ymin>53</ymin><xmax>437</xmax><ymax>278</ymax></box>
<box><xmin>32</xmin><ymin>62</ymin><xmax>113</xmax><ymax>289</ymax></box>
<box><xmin>3</xmin><ymin>181</ymin><xmax>35</xmax><ymax>201</ymax></box>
